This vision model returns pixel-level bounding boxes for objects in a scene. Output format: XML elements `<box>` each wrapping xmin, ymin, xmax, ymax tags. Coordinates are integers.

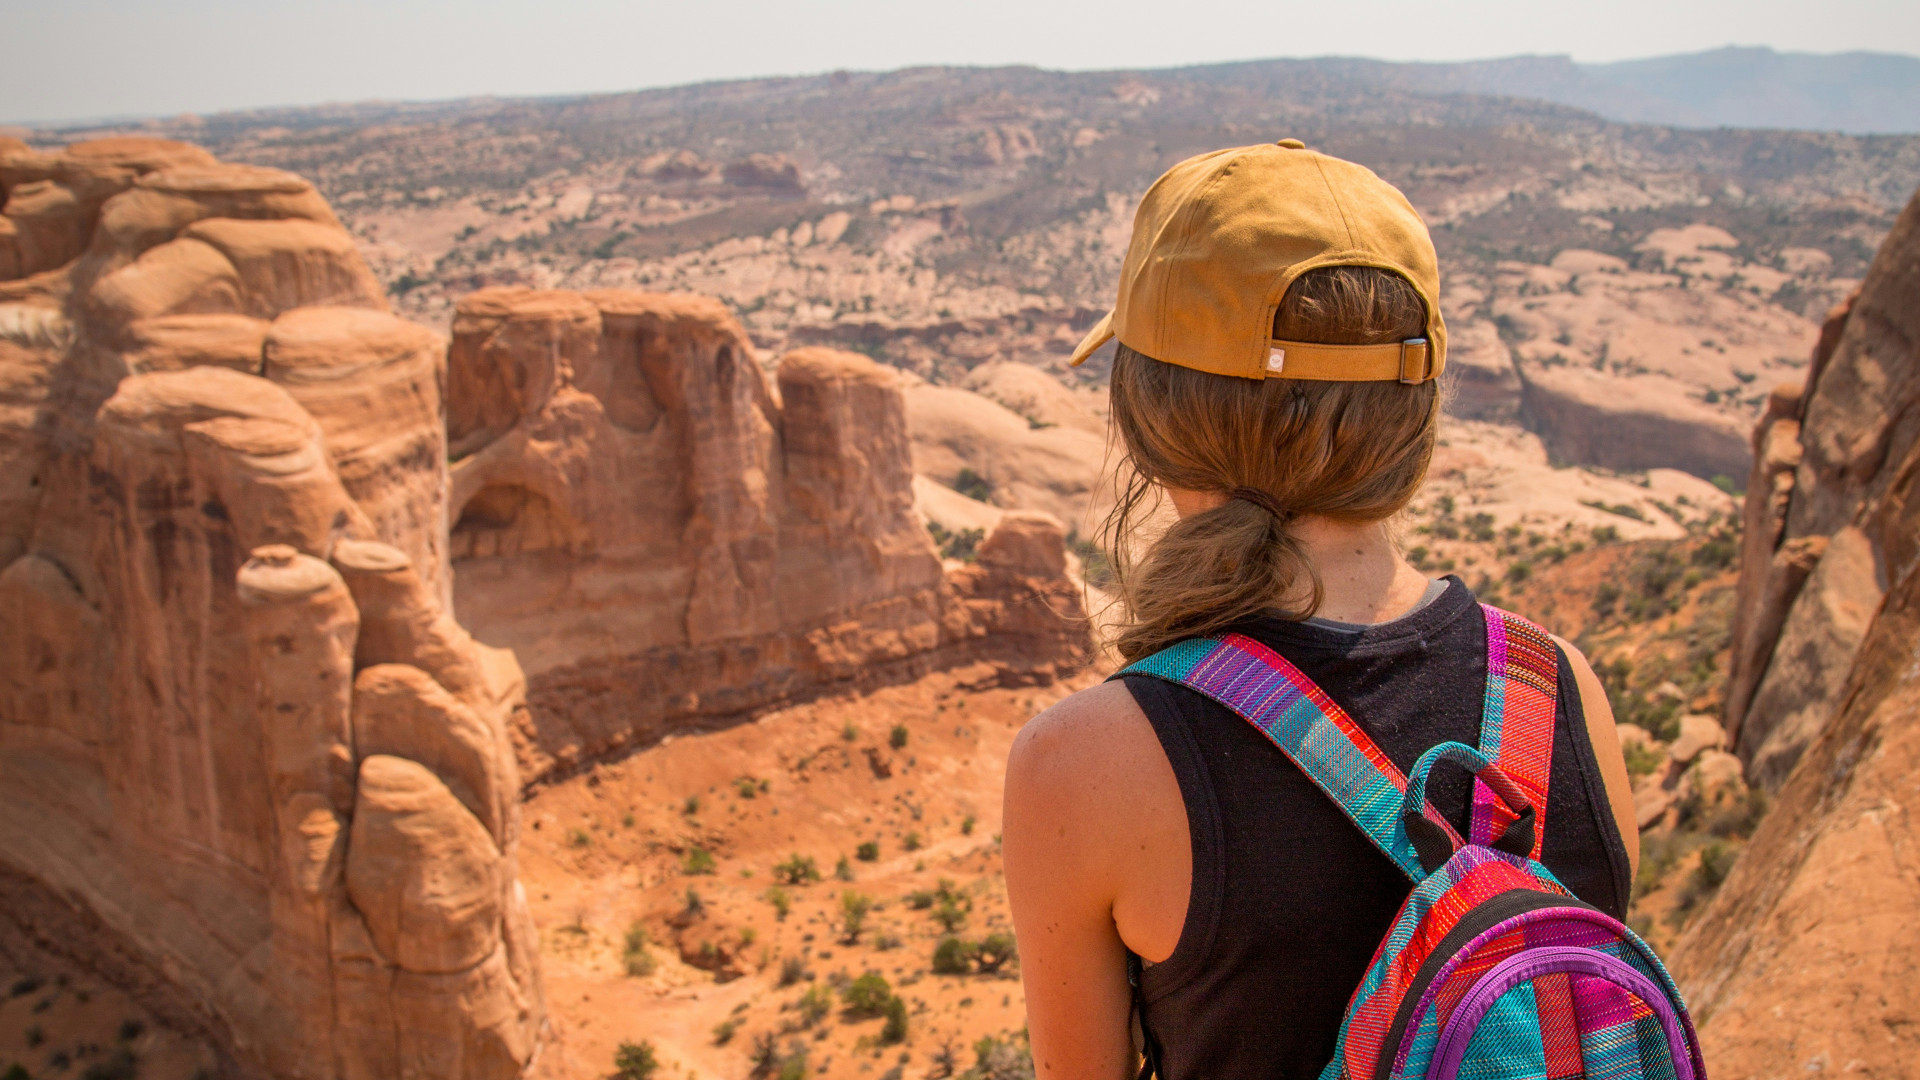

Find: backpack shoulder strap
<box><xmin>1472</xmin><ymin>605</ymin><xmax>1560</xmax><ymax>858</ymax></box>
<box><xmin>1118</xmin><ymin>632</ymin><xmax>1461</xmax><ymax>882</ymax></box>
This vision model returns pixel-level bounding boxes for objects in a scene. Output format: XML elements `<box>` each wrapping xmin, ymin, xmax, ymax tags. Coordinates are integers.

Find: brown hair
<box><xmin>1103</xmin><ymin>266</ymin><xmax>1439</xmax><ymax>661</ymax></box>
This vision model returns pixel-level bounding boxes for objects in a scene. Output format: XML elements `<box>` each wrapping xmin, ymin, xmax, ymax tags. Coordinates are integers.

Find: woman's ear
<box><xmin>1164</xmin><ymin>485</ymin><xmax>1229</xmax><ymax>519</ymax></box>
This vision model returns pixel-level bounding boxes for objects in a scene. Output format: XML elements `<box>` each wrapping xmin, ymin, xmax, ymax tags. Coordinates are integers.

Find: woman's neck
<box><xmin>1289</xmin><ymin>515</ymin><xmax>1432</xmax><ymax>624</ymax></box>
<box><xmin>1161</xmin><ymin>487</ymin><xmax>1432</xmax><ymax>623</ymax></box>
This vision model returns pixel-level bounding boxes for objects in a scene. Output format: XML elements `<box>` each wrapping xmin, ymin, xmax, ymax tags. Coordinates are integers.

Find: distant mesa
<box><xmin>722</xmin><ymin>151</ymin><xmax>805</xmax><ymax>192</ymax></box>
<box><xmin>633</xmin><ymin>148</ymin><xmax>804</xmax><ymax>192</ymax></box>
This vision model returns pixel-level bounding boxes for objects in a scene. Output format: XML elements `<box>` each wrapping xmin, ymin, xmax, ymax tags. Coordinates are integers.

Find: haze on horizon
<box><xmin>7</xmin><ymin>0</ymin><xmax>1920</xmax><ymax>126</ymax></box>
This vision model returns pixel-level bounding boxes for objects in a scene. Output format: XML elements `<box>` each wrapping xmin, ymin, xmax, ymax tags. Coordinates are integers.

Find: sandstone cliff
<box><xmin>1718</xmin><ymin>194</ymin><xmax>1920</xmax><ymax>790</ymax></box>
<box><xmin>1668</xmin><ymin>186</ymin><xmax>1920</xmax><ymax>1073</ymax></box>
<box><xmin>441</xmin><ymin>287</ymin><xmax>1092</xmax><ymax>782</ymax></box>
<box><xmin>0</xmin><ymin>140</ymin><xmax>542</xmax><ymax>1078</ymax></box>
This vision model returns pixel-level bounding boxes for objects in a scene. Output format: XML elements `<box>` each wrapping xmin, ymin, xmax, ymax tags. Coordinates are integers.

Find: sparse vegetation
<box><xmin>953</xmin><ymin>468</ymin><xmax>994</xmax><ymax>502</ymax></box>
<box><xmin>889</xmin><ymin>724</ymin><xmax>909</xmax><ymax>749</ymax></box>
<box><xmin>623</xmin><ymin>922</ymin><xmax>655</xmax><ymax>976</ymax></box>
<box><xmin>933</xmin><ymin>892</ymin><xmax>970</xmax><ymax>932</ymax></box>
<box><xmin>962</xmin><ymin>1033</ymin><xmax>1036</xmax><ymax>1080</ymax></box>
<box><xmin>614</xmin><ymin>1040</ymin><xmax>659</xmax><ymax>1080</ymax></box>
<box><xmin>778</xmin><ymin>955</ymin><xmax>807</xmax><ymax>986</ymax></box>
<box><xmin>797</xmin><ymin>983</ymin><xmax>834</xmax><ymax>1026</ymax></box>
<box><xmin>765</xmin><ymin>885</ymin><xmax>792</xmax><ymax>919</ymax></box>
<box><xmin>933</xmin><ymin>935</ymin><xmax>975</xmax><ymax>974</ymax></box>
<box><xmin>1582</xmin><ymin>499</ymin><xmax>1649</xmax><ymax>522</ymax></box>
<box><xmin>928</xmin><ymin>521</ymin><xmax>986</xmax><ymax>561</ymax></box>
<box><xmin>682</xmin><ymin>846</ymin><xmax>716</xmax><ymax>875</ymax></box>
<box><xmin>841</xmin><ymin>971</ymin><xmax>895</xmax><ymax>1017</ymax></box>
<box><xmin>751</xmin><ymin>1035</ymin><xmax>810</xmax><ymax>1080</ymax></box>
<box><xmin>857</xmin><ymin>841</ymin><xmax>881</xmax><ymax>861</ymax></box>
<box><xmin>840</xmin><ymin>890</ymin><xmax>874</xmax><ymax>941</ymax></box>
<box><xmin>975</xmin><ymin>930</ymin><xmax>1017</xmax><ymax>974</ymax></box>
<box><xmin>880</xmin><ymin>993</ymin><xmax>910</xmax><ymax>1043</ymax></box>
<box><xmin>933</xmin><ymin>930</ymin><xmax>1018</xmax><ymax>975</ymax></box>
<box><xmin>772</xmin><ymin>854</ymin><xmax>821</xmax><ymax>885</ymax></box>
<box><xmin>1623</xmin><ymin>740</ymin><xmax>1666</xmax><ymax>779</ymax></box>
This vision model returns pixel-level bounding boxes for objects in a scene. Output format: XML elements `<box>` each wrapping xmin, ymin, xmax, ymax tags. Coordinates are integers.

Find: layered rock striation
<box><xmin>0</xmin><ymin>140</ymin><xmax>540</xmax><ymax>1078</ymax></box>
<box><xmin>1668</xmin><ymin>187</ymin><xmax>1920</xmax><ymax>1073</ymax></box>
<box><xmin>443</xmin><ymin>288</ymin><xmax>1091</xmax><ymax>781</ymax></box>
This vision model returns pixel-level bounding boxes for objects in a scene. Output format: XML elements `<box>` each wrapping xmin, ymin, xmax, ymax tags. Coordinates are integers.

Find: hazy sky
<box><xmin>7</xmin><ymin>0</ymin><xmax>1920</xmax><ymax>125</ymax></box>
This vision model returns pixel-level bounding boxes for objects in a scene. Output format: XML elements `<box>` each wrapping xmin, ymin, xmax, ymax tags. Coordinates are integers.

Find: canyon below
<box><xmin>2</xmin><ymin>56</ymin><xmax>1920</xmax><ymax>1080</ymax></box>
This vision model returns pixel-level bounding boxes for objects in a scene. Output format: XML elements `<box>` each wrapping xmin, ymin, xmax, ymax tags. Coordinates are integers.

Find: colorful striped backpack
<box><xmin>1120</xmin><ymin>604</ymin><xmax>1705</xmax><ymax>1080</ymax></box>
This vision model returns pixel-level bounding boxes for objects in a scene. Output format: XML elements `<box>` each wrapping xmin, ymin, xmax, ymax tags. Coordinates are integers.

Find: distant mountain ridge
<box><xmin>1275</xmin><ymin>46</ymin><xmax>1920</xmax><ymax>134</ymax></box>
<box><xmin>16</xmin><ymin>46</ymin><xmax>1918</xmax><ymax>137</ymax></box>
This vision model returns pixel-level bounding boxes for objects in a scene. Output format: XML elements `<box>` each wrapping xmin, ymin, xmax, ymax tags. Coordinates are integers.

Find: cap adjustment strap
<box><xmin>1259</xmin><ymin>337</ymin><xmax>1439</xmax><ymax>384</ymax></box>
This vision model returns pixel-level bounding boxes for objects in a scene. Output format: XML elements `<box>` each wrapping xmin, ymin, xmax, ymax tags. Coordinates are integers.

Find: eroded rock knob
<box><xmin>237</xmin><ymin>543</ymin><xmax>341</xmax><ymax>603</ymax></box>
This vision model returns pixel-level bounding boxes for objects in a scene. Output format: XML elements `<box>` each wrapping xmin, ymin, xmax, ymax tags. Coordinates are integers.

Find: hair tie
<box><xmin>1228</xmin><ymin>486</ymin><xmax>1291</xmax><ymax>521</ymax></box>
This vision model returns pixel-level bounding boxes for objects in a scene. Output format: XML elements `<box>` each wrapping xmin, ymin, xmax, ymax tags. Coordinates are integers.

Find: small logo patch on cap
<box><xmin>1266</xmin><ymin>347</ymin><xmax>1286</xmax><ymax>373</ymax></box>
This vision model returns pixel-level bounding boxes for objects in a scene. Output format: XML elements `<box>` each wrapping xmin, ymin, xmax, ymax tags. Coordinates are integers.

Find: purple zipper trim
<box><xmin>1388</xmin><ymin>906</ymin><xmax>1618</xmax><ymax>1078</ymax></box>
<box><xmin>1426</xmin><ymin>947</ymin><xmax>1694</xmax><ymax>1080</ymax></box>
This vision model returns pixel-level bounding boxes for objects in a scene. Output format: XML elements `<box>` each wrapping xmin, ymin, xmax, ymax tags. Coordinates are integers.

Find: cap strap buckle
<box><xmin>1398</xmin><ymin>338</ymin><xmax>1432</xmax><ymax>385</ymax></box>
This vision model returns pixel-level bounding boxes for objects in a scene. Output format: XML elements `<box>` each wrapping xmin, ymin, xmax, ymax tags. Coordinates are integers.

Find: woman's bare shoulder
<box><xmin>1010</xmin><ymin>680</ymin><xmax>1154</xmax><ymax>769</ymax></box>
<box><xmin>1004</xmin><ymin>677</ymin><xmax>1185</xmax><ymax>918</ymax></box>
<box><xmin>1006</xmin><ymin>679</ymin><xmax>1166</xmax><ymax>816</ymax></box>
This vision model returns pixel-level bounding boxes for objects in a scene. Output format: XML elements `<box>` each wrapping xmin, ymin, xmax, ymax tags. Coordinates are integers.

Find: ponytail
<box><xmin>1110</xmin><ymin>491</ymin><xmax>1323</xmax><ymax>660</ymax></box>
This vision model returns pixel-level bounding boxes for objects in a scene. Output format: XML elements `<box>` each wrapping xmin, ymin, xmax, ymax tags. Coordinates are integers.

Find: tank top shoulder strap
<box><xmin>1116</xmin><ymin>632</ymin><xmax>1462</xmax><ymax>882</ymax></box>
<box><xmin>1472</xmin><ymin>604</ymin><xmax>1561</xmax><ymax>857</ymax></box>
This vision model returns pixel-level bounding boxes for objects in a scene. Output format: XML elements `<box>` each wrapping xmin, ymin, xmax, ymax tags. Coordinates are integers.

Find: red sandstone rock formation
<box><xmin>1719</xmin><ymin>192</ymin><xmax>1918</xmax><ymax>788</ymax></box>
<box><xmin>442</xmin><ymin>288</ymin><xmax>1091</xmax><ymax>781</ymax></box>
<box><xmin>1669</xmin><ymin>186</ymin><xmax>1920</xmax><ymax>1073</ymax></box>
<box><xmin>1</xmin><ymin>139</ymin><xmax>1091</xmax><ymax>1078</ymax></box>
<box><xmin>0</xmin><ymin>140</ymin><xmax>541</xmax><ymax>1078</ymax></box>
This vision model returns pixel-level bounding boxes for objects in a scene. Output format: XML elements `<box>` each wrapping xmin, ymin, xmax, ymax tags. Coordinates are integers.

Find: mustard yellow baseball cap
<box><xmin>1069</xmin><ymin>139</ymin><xmax>1445</xmax><ymax>383</ymax></box>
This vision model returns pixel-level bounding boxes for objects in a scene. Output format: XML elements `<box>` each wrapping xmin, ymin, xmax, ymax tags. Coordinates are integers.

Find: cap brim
<box><xmin>1067</xmin><ymin>312</ymin><xmax>1115</xmax><ymax>367</ymax></box>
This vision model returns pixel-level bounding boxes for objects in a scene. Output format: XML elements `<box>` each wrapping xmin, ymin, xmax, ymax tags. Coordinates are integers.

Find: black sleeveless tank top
<box><xmin>1122</xmin><ymin>577</ymin><xmax>1631</xmax><ymax>1080</ymax></box>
